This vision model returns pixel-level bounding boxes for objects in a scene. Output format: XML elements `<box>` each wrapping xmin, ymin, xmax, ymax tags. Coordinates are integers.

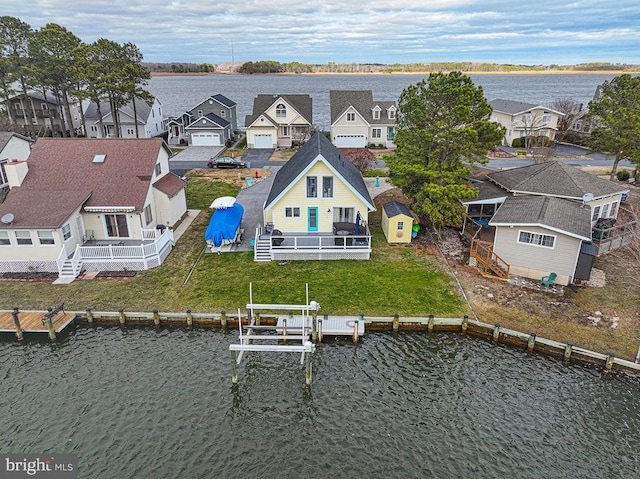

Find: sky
<box><xmin>4</xmin><ymin>1</ymin><xmax>640</xmax><ymax>65</ymax></box>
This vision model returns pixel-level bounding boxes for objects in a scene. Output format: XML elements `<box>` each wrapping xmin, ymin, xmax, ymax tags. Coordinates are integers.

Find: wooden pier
<box><xmin>0</xmin><ymin>308</ymin><xmax>76</xmax><ymax>338</ymax></box>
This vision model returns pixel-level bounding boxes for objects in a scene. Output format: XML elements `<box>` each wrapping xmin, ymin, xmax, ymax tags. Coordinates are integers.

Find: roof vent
<box><xmin>93</xmin><ymin>154</ymin><xmax>106</xmax><ymax>163</ymax></box>
<box><xmin>1</xmin><ymin>213</ymin><xmax>14</xmax><ymax>224</ymax></box>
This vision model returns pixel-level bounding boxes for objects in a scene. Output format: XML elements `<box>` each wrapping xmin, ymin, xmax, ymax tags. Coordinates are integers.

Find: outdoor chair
<box><xmin>541</xmin><ymin>272</ymin><xmax>558</xmax><ymax>289</ymax></box>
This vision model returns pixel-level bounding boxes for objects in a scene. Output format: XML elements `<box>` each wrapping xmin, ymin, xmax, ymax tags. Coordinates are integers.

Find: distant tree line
<box><xmin>233</xmin><ymin>61</ymin><xmax>639</xmax><ymax>74</ymax></box>
<box><xmin>144</xmin><ymin>62</ymin><xmax>215</xmax><ymax>73</ymax></box>
<box><xmin>0</xmin><ymin>15</ymin><xmax>153</xmax><ymax>138</ymax></box>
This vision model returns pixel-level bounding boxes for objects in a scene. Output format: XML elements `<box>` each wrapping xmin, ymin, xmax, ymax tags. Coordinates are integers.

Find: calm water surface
<box><xmin>148</xmin><ymin>73</ymin><xmax>619</xmax><ymax>130</ymax></box>
<box><xmin>2</xmin><ymin>328</ymin><xmax>639</xmax><ymax>478</ymax></box>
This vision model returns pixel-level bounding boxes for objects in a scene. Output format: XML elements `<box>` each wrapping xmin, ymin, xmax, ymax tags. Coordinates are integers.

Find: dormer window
<box><xmin>346</xmin><ymin>112</ymin><xmax>356</xmax><ymax>122</ymax></box>
<box><xmin>388</xmin><ymin>107</ymin><xmax>396</xmax><ymax>120</ymax></box>
<box><xmin>220</xmin><ymin>110</ymin><xmax>226</xmax><ymax>117</ymax></box>
<box><xmin>197</xmin><ymin>110</ymin><xmax>203</xmax><ymax>117</ymax></box>
<box><xmin>372</xmin><ymin>106</ymin><xmax>380</xmax><ymax>120</ymax></box>
<box><xmin>276</xmin><ymin>104</ymin><xmax>286</xmax><ymax>118</ymax></box>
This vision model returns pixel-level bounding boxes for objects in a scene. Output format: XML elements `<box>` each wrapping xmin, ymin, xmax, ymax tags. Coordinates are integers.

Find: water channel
<box><xmin>2</xmin><ymin>327</ymin><xmax>639</xmax><ymax>478</ymax></box>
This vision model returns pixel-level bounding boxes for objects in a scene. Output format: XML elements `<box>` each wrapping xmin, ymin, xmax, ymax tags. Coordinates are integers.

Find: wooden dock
<box><xmin>0</xmin><ymin>310</ymin><xmax>76</xmax><ymax>335</ymax></box>
<box><xmin>276</xmin><ymin>315</ymin><xmax>365</xmax><ymax>336</ymax></box>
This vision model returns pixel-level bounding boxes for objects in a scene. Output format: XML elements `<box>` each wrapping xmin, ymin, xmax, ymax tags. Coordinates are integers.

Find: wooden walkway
<box><xmin>0</xmin><ymin>310</ymin><xmax>76</xmax><ymax>334</ymax></box>
<box><xmin>276</xmin><ymin>315</ymin><xmax>365</xmax><ymax>336</ymax></box>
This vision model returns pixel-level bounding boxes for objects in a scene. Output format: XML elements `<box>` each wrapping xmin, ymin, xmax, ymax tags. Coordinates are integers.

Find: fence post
<box><xmin>12</xmin><ymin>307</ymin><xmax>23</xmax><ymax>341</ymax></box>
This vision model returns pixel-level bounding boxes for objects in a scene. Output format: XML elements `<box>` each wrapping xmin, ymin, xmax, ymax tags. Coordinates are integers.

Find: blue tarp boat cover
<box><xmin>205</xmin><ymin>203</ymin><xmax>244</xmax><ymax>247</ymax></box>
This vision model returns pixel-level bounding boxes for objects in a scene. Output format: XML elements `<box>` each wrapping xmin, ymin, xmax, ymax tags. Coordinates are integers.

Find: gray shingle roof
<box><xmin>330</xmin><ymin>90</ymin><xmax>396</xmax><ymax>125</ymax></box>
<box><xmin>487</xmin><ymin>162</ymin><xmax>627</xmax><ymax>200</ymax></box>
<box><xmin>489</xmin><ymin>98</ymin><xmax>540</xmax><ymax>115</ymax></box>
<box><xmin>245</xmin><ymin>94</ymin><xmax>312</xmax><ymax>127</ymax></box>
<box><xmin>185</xmin><ymin>112</ymin><xmax>230</xmax><ymax>129</ymax></box>
<box><xmin>490</xmin><ymin>195</ymin><xmax>592</xmax><ymax>239</ymax></box>
<box><xmin>84</xmin><ymin>98</ymin><xmax>155</xmax><ymax>124</ymax></box>
<box><xmin>382</xmin><ymin>201</ymin><xmax>412</xmax><ymax>218</ymax></box>
<box><xmin>265</xmin><ymin>133</ymin><xmax>374</xmax><ymax>210</ymax></box>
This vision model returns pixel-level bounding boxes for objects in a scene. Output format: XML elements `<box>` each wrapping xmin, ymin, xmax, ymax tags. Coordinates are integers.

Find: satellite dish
<box><xmin>1</xmin><ymin>213</ymin><xmax>14</xmax><ymax>224</ymax></box>
<box><xmin>582</xmin><ymin>193</ymin><xmax>594</xmax><ymax>204</ymax></box>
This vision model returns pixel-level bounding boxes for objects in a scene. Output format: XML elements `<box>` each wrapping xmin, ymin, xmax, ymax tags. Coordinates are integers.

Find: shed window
<box><xmin>397</xmin><ymin>221</ymin><xmax>404</xmax><ymax>230</ymax></box>
<box><xmin>518</xmin><ymin>230</ymin><xmax>555</xmax><ymax>248</ymax></box>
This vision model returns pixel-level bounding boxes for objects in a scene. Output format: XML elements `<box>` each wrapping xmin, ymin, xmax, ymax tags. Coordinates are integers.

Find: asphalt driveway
<box><xmin>169</xmin><ymin>145</ymin><xmax>226</xmax><ymax>176</ymax></box>
<box><xmin>240</xmin><ymin>149</ymin><xmax>279</xmax><ymax>168</ymax></box>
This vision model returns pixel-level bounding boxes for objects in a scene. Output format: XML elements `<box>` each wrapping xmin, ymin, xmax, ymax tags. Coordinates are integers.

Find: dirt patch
<box><xmin>187</xmin><ymin>167</ymin><xmax>272</xmax><ymax>186</ymax></box>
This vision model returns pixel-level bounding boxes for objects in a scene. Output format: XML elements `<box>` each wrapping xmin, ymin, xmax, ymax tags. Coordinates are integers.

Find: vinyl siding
<box><xmin>493</xmin><ymin>225</ymin><xmax>581</xmax><ymax>285</ymax></box>
<box><xmin>382</xmin><ymin>212</ymin><xmax>412</xmax><ymax>244</ymax></box>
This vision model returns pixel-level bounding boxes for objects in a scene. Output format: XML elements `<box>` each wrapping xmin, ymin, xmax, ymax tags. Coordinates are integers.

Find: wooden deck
<box><xmin>0</xmin><ymin>310</ymin><xmax>76</xmax><ymax>334</ymax></box>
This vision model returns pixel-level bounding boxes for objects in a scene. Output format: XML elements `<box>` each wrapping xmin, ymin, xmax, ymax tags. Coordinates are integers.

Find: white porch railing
<box><xmin>77</xmin><ymin>228</ymin><xmax>173</xmax><ymax>261</ymax></box>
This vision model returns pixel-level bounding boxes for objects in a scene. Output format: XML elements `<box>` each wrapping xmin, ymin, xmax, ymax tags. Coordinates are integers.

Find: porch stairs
<box><xmin>470</xmin><ymin>239</ymin><xmax>510</xmax><ymax>280</ymax></box>
<box><xmin>254</xmin><ymin>236</ymin><xmax>272</xmax><ymax>262</ymax></box>
<box><xmin>53</xmin><ymin>258</ymin><xmax>83</xmax><ymax>284</ymax></box>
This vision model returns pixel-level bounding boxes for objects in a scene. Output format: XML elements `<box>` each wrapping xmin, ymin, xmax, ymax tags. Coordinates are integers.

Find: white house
<box><xmin>330</xmin><ymin>90</ymin><xmax>396</xmax><ymax>148</ymax></box>
<box><xmin>84</xmin><ymin>97</ymin><xmax>165</xmax><ymax>139</ymax></box>
<box><xmin>0</xmin><ymin>138</ymin><xmax>187</xmax><ymax>282</ymax></box>
<box><xmin>245</xmin><ymin>94</ymin><xmax>312</xmax><ymax>149</ymax></box>
<box><xmin>167</xmin><ymin>94</ymin><xmax>237</xmax><ymax>146</ymax></box>
<box><xmin>489</xmin><ymin>99</ymin><xmax>564</xmax><ymax>147</ymax></box>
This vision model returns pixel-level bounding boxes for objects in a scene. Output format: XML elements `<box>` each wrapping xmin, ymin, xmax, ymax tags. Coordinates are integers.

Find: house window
<box><xmin>0</xmin><ymin>160</ymin><xmax>7</xmax><ymax>186</ymax></box>
<box><xmin>281</xmin><ymin>126</ymin><xmax>290</xmax><ymax>136</ymax></box>
<box><xmin>610</xmin><ymin>202</ymin><xmax>618</xmax><ymax>218</ymax></box>
<box><xmin>220</xmin><ymin>110</ymin><xmax>226</xmax><ymax>117</ymax></box>
<box><xmin>372</xmin><ymin>128</ymin><xmax>382</xmax><ymax>139</ymax></box>
<box><xmin>543</xmin><ymin>115</ymin><xmax>551</xmax><ymax>123</ymax></box>
<box><xmin>62</xmin><ymin>223</ymin><xmax>72</xmax><ymax>241</ymax></box>
<box><xmin>276</xmin><ymin>104</ymin><xmax>286</xmax><ymax>118</ymax></box>
<box><xmin>518</xmin><ymin>230</ymin><xmax>555</xmax><ymax>248</ymax></box>
<box><xmin>197</xmin><ymin>110</ymin><xmax>203</xmax><ymax>117</ymax></box>
<box><xmin>144</xmin><ymin>205</ymin><xmax>153</xmax><ymax>225</ymax></box>
<box><xmin>334</xmin><ymin>207</ymin><xmax>354</xmax><ymax>223</ymax></box>
<box><xmin>104</xmin><ymin>214</ymin><xmax>129</xmax><ymax>238</ymax></box>
<box><xmin>306</xmin><ymin>176</ymin><xmax>317</xmax><ymax>198</ymax></box>
<box><xmin>37</xmin><ymin>230</ymin><xmax>55</xmax><ymax>245</ymax></box>
<box><xmin>592</xmin><ymin>205</ymin><xmax>601</xmax><ymax>221</ymax></box>
<box><xmin>522</xmin><ymin>114</ymin><xmax>531</xmax><ymax>123</ymax></box>
<box><xmin>127</xmin><ymin>128</ymin><xmax>134</xmax><ymax>135</ymax></box>
<box><xmin>152</xmin><ymin>109</ymin><xmax>155</xmax><ymax>118</ymax></box>
<box><xmin>602</xmin><ymin>203</ymin><xmax>609</xmax><ymax>218</ymax></box>
<box><xmin>389</xmin><ymin>109</ymin><xmax>396</xmax><ymax>120</ymax></box>
<box><xmin>155</xmin><ymin>163</ymin><xmax>161</xmax><ymax>175</ymax></box>
<box><xmin>397</xmin><ymin>221</ymin><xmax>404</xmax><ymax>230</ymax></box>
<box><xmin>41</xmin><ymin>103</ymin><xmax>48</xmax><ymax>110</ymax></box>
<box><xmin>15</xmin><ymin>230</ymin><xmax>33</xmax><ymax>245</ymax></box>
<box><xmin>14</xmin><ymin>103</ymin><xmax>22</xmax><ymax>111</ymax></box>
<box><xmin>373</xmin><ymin>109</ymin><xmax>380</xmax><ymax>120</ymax></box>
<box><xmin>0</xmin><ymin>231</ymin><xmax>10</xmax><ymax>246</ymax></box>
<box><xmin>322</xmin><ymin>176</ymin><xmax>333</xmax><ymax>198</ymax></box>
<box><xmin>285</xmin><ymin>207</ymin><xmax>300</xmax><ymax>218</ymax></box>
<box><xmin>346</xmin><ymin>112</ymin><xmax>355</xmax><ymax>122</ymax></box>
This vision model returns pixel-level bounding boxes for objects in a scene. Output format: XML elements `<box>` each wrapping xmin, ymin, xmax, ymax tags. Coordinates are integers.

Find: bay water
<box><xmin>2</xmin><ymin>327</ymin><xmax>639</xmax><ymax>478</ymax></box>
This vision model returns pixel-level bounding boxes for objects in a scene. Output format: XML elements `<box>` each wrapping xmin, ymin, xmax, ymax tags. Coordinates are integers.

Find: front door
<box><xmin>308</xmin><ymin>207</ymin><xmax>318</xmax><ymax>232</ymax></box>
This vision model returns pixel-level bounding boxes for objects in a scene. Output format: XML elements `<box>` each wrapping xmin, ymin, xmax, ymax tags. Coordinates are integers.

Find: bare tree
<box><xmin>551</xmin><ymin>98</ymin><xmax>582</xmax><ymax>142</ymax></box>
<box><xmin>517</xmin><ymin>110</ymin><xmax>546</xmax><ymax>152</ymax></box>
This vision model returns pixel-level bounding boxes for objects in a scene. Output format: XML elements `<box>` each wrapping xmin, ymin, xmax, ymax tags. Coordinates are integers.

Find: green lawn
<box><xmin>0</xmin><ymin>178</ymin><xmax>468</xmax><ymax>318</ymax></box>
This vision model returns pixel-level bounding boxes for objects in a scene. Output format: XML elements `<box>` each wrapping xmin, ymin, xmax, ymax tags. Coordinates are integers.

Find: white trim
<box><xmin>85</xmin><ymin>206</ymin><xmax>136</xmax><ymax>213</ymax></box>
<box><xmin>490</xmin><ymin>221</ymin><xmax>591</xmax><ymax>241</ymax></box>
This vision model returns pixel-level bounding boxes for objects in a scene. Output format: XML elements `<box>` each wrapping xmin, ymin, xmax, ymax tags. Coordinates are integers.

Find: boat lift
<box><xmin>229</xmin><ymin>283</ymin><xmax>319</xmax><ymax>386</ymax></box>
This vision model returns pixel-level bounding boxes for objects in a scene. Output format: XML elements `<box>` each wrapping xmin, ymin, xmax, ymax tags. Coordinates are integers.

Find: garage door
<box><xmin>253</xmin><ymin>134</ymin><xmax>273</xmax><ymax>149</ymax></box>
<box><xmin>191</xmin><ymin>133</ymin><xmax>221</xmax><ymax>146</ymax></box>
<box><xmin>335</xmin><ymin>135</ymin><xmax>366</xmax><ymax>148</ymax></box>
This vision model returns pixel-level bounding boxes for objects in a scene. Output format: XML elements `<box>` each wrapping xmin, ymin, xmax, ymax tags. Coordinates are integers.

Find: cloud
<box><xmin>4</xmin><ymin>0</ymin><xmax>640</xmax><ymax>64</ymax></box>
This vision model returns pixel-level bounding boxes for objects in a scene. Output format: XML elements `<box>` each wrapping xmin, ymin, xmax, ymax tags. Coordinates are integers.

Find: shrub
<box><xmin>616</xmin><ymin>169</ymin><xmax>631</xmax><ymax>181</ymax></box>
<box><xmin>511</xmin><ymin>137</ymin><xmax>524</xmax><ymax>148</ymax></box>
<box><xmin>378</xmin><ymin>143</ymin><xmax>384</xmax><ymax>149</ymax></box>
<box><xmin>515</xmin><ymin>149</ymin><xmax>528</xmax><ymax>156</ymax></box>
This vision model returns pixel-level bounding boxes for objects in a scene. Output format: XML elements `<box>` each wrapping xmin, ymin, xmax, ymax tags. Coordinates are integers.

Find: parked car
<box><xmin>207</xmin><ymin>157</ymin><xmax>246</xmax><ymax>169</ymax></box>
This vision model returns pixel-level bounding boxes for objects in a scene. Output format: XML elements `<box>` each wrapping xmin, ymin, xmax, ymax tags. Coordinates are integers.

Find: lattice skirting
<box><xmin>0</xmin><ymin>260</ymin><xmax>58</xmax><ymax>273</ymax></box>
<box><xmin>272</xmin><ymin>251</ymin><xmax>370</xmax><ymax>261</ymax></box>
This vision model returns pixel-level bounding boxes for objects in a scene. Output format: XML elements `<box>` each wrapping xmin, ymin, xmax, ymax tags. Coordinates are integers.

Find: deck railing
<box><xmin>77</xmin><ymin>228</ymin><xmax>174</xmax><ymax>261</ymax></box>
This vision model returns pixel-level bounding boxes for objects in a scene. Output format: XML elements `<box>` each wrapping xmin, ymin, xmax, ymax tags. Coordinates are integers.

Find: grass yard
<box><xmin>0</xmin><ymin>178</ymin><xmax>467</xmax><ymax>318</ymax></box>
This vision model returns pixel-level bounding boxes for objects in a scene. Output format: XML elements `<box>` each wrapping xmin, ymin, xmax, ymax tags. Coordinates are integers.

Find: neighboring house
<box><xmin>167</xmin><ymin>94</ymin><xmax>237</xmax><ymax>146</ymax></box>
<box><xmin>381</xmin><ymin>201</ymin><xmax>413</xmax><ymax>244</ymax></box>
<box><xmin>7</xmin><ymin>91</ymin><xmax>83</xmax><ymax>137</ymax></box>
<box><xmin>0</xmin><ymin>132</ymin><xmax>34</xmax><ymax>188</ymax></box>
<box><xmin>255</xmin><ymin>132</ymin><xmax>375</xmax><ymax>261</ymax></box>
<box><xmin>462</xmin><ymin>162</ymin><xmax>629</xmax><ymax>285</ymax></box>
<box><xmin>0</xmin><ymin>138</ymin><xmax>187</xmax><ymax>283</ymax></box>
<box><xmin>245</xmin><ymin>94</ymin><xmax>312</xmax><ymax>149</ymax></box>
<box><xmin>330</xmin><ymin>90</ymin><xmax>396</xmax><ymax>148</ymax></box>
<box><xmin>489</xmin><ymin>99</ymin><xmax>564</xmax><ymax>147</ymax></box>
<box><xmin>84</xmin><ymin>97</ymin><xmax>165</xmax><ymax>139</ymax></box>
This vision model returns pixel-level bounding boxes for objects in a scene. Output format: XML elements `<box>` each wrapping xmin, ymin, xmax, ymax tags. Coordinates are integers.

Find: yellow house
<box><xmin>257</xmin><ymin>133</ymin><xmax>375</xmax><ymax>261</ymax></box>
<box><xmin>381</xmin><ymin>201</ymin><xmax>413</xmax><ymax>244</ymax></box>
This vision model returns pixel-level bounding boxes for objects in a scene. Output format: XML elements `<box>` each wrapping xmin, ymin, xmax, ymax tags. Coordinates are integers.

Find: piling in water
<box><xmin>393</xmin><ymin>313</ymin><xmax>399</xmax><ymax>333</ymax></box>
<box><xmin>86</xmin><ymin>308</ymin><xmax>94</xmax><ymax>325</ymax></box>
<box><xmin>564</xmin><ymin>342</ymin><xmax>573</xmax><ymax>362</ymax></box>
<box><xmin>428</xmin><ymin>314</ymin><xmax>434</xmax><ymax>333</ymax></box>
<box><xmin>186</xmin><ymin>310</ymin><xmax>193</xmax><ymax>327</ymax></box>
<box><xmin>119</xmin><ymin>309</ymin><xmax>126</xmax><ymax>326</ymax></box>
<box><xmin>153</xmin><ymin>309</ymin><xmax>160</xmax><ymax>327</ymax></box>
<box><xmin>527</xmin><ymin>333</ymin><xmax>536</xmax><ymax>352</ymax></box>
<box><xmin>462</xmin><ymin>315</ymin><xmax>469</xmax><ymax>334</ymax></box>
<box><xmin>12</xmin><ymin>307</ymin><xmax>22</xmax><ymax>341</ymax></box>
<box><xmin>219</xmin><ymin>310</ymin><xmax>226</xmax><ymax>329</ymax></box>
<box><xmin>493</xmin><ymin>324</ymin><xmax>500</xmax><ymax>342</ymax></box>
<box><xmin>606</xmin><ymin>353</ymin><xmax>615</xmax><ymax>370</ymax></box>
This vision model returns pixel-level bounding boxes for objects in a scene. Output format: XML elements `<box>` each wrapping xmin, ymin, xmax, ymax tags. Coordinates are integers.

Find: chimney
<box><xmin>4</xmin><ymin>160</ymin><xmax>29</xmax><ymax>188</ymax></box>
